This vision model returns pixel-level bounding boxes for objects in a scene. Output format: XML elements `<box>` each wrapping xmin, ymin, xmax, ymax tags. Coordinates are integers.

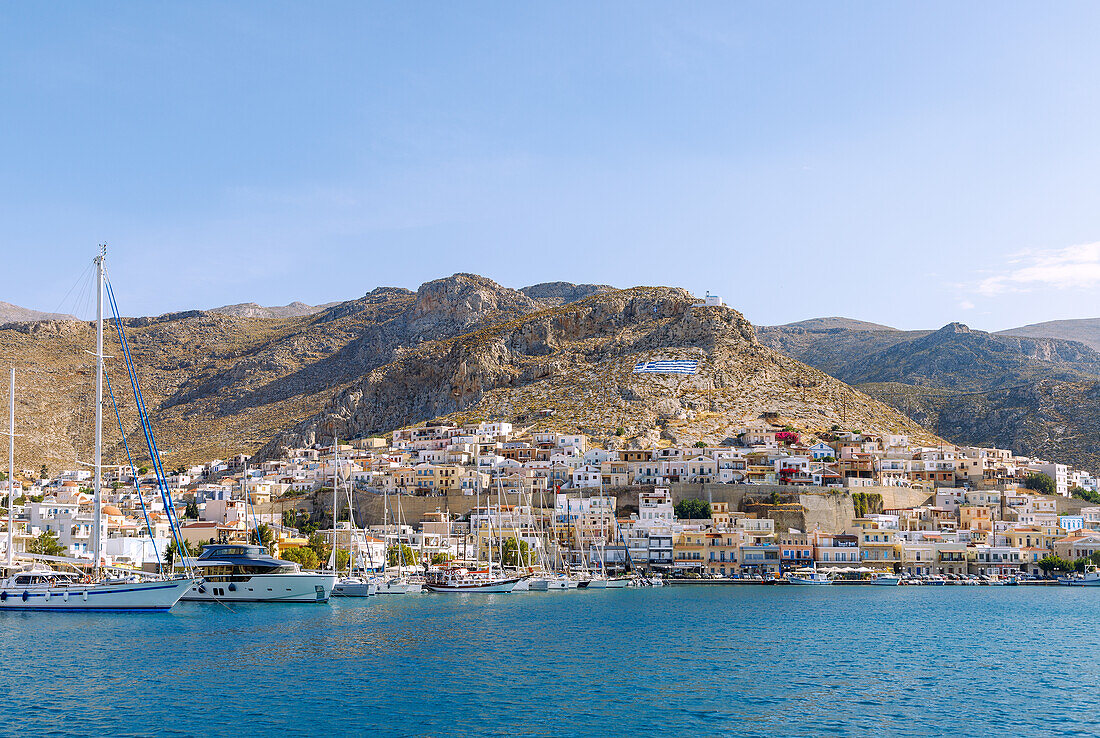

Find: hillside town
<box><xmin>4</xmin><ymin>418</ymin><xmax>1100</xmax><ymax>581</ymax></box>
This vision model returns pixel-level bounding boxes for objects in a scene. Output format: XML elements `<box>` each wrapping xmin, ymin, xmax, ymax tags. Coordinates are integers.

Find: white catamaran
<box><xmin>0</xmin><ymin>247</ymin><xmax>195</xmax><ymax>611</ymax></box>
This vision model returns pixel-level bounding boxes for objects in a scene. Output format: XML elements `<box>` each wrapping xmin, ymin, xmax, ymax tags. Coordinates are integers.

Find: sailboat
<box><xmin>424</xmin><ymin>481</ymin><xmax>520</xmax><ymax>593</ymax></box>
<box><xmin>330</xmin><ymin>439</ymin><xmax>376</xmax><ymax>597</ymax></box>
<box><xmin>374</xmin><ymin>492</ymin><xmax>422</xmax><ymax>594</ymax></box>
<box><xmin>0</xmin><ymin>247</ymin><xmax>196</xmax><ymax>611</ymax></box>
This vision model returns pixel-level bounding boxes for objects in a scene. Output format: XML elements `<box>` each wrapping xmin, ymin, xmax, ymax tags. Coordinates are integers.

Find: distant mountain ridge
<box><xmin>757</xmin><ymin>316</ymin><xmax>1100</xmax><ymax>469</ymax></box>
<box><xmin>207</xmin><ymin>301</ymin><xmax>340</xmax><ymax>319</ymax></box>
<box><xmin>998</xmin><ymin>318</ymin><xmax>1100</xmax><ymax>352</ymax></box>
<box><xmin>0</xmin><ymin>301</ymin><xmax>76</xmax><ymax>323</ymax></box>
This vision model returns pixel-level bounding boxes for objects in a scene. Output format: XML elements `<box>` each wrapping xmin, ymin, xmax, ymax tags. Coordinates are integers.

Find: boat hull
<box><xmin>424</xmin><ymin>577</ymin><xmax>520</xmax><ymax>593</ymax></box>
<box><xmin>0</xmin><ymin>578</ymin><xmax>196</xmax><ymax>612</ymax></box>
<box><xmin>375</xmin><ymin>579</ymin><xmax>423</xmax><ymax>594</ymax></box>
<box><xmin>332</xmin><ymin>578</ymin><xmax>377</xmax><ymax>597</ymax></box>
<box><xmin>789</xmin><ymin>578</ymin><xmax>832</xmax><ymax>585</ymax></box>
<box><xmin>182</xmin><ymin>573</ymin><xmax>337</xmax><ymax>603</ymax></box>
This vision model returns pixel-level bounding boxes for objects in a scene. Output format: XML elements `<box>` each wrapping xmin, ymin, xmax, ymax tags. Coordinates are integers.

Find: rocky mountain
<box><xmin>518</xmin><ymin>282</ymin><xmax>615</xmax><ymax>307</ymax></box>
<box><xmin>758</xmin><ymin>317</ymin><xmax>1100</xmax><ymax>469</ymax></box>
<box><xmin>998</xmin><ymin>317</ymin><xmax>1100</xmax><ymax>352</ymax></box>
<box><xmin>1</xmin><ymin>278</ymin><xmax>934</xmax><ymax>470</ymax></box>
<box><xmin>207</xmin><ymin>301</ymin><xmax>339</xmax><ymax>319</ymax></box>
<box><xmin>782</xmin><ymin>317</ymin><xmax>897</xmax><ymax>332</ymax></box>
<box><xmin>0</xmin><ymin>301</ymin><xmax>76</xmax><ymax>323</ymax></box>
<box><xmin>258</xmin><ymin>287</ymin><xmax>934</xmax><ymax>459</ymax></box>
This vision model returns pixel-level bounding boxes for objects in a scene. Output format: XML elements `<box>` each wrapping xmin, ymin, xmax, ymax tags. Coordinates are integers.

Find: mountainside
<box><xmin>999</xmin><ymin>318</ymin><xmax>1100</xmax><ymax>352</ymax></box>
<box><xmin>1</xmin><ymin>276</ymin><xmax>935</xmax><ymax>470</ymax></box>
<box><xmin>259</xmin><ymin>288</ymin><xmax>935</xmax><ymax>458</ymax></box>
<box><xmin>0</xmin><ymin>301</ymin><xmax>76</xmax><ymax>323</ymax></box>
<box><xmin>758</xmin><ymin>319</ymin><xmax>1100</xmax><ymax>469</ymax></box>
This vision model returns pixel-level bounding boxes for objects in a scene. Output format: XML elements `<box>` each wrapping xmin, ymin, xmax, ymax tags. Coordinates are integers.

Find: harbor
<box><xmin>3</xmin><ymin>586</ymin><xmax>1098</xmax><ymax>737</ymax></box>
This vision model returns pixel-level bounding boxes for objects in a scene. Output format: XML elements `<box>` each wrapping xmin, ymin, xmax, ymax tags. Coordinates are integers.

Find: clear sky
<box><xmin>2</xmin><ymin>2</ymin><xmax>1099</xmax><ymax>330</ymax></box>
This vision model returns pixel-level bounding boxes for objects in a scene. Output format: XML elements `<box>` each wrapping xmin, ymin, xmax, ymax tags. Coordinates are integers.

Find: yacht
<box><xmin>423</xmin><ymin>567</ymin><xmax>520</xmax><ymax>593</ymax></box>
<box><xmin>870</xmin><ymin>574</ymin><xmax>902</xmax><ymax>586</ymax></box>
<box><xmin>0</xmin><ymin>563</ymin><xmax>195</xmax><ymax>612</ymax></box>
<box><xmin>182</xmin><ymin>545</ymin><xmax>337</xmax><ymax>603</ymax></box>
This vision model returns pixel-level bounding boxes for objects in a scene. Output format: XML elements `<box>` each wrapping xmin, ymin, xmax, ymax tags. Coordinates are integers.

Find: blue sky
<box><xmin>2</xmin><ymin>2</ymin><xmax>1099</xmax><ymax>330</ymax></box>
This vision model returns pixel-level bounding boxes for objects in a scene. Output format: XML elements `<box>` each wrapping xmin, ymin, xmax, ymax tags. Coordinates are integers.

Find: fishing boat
<box><xmin>1059</xmin><ymin>565</ymin><xmax>1100</xmax><ymax>586</ymax></box>
<box><xmin>788</xmin><ymin>566</ymin><xmax>833</xmax><ymax>585</ymax></box>
<box><xmin>423</xmin><ymin>567</ymin><xmax>520</xmax><ymax>593</ymax></box>
<box><xmin>182</xmin><ymin>544</ymin><xmax>336</xmax><ymax>602</ymax></box>
<box><xmin>1</xmin><ymin>248</ymin><xmax>196</xmax><ymax>611</ymax></box>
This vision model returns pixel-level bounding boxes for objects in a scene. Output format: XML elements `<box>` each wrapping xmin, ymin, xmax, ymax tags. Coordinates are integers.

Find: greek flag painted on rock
<box><xmin>632</xmin><ymin>360</ymin><xmax>699</xmax><ymax>375</ymax></box>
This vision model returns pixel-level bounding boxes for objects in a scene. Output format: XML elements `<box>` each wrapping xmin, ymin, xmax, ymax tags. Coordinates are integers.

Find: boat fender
<box><xmin>21</xmin><ymin>591</ymin><xmax>28</xmax><ymax>602</ymax></box>
<box><xmin>198</xmin><ymin>585</ymin><xmax>206</xmax><ymax>593</ymax></box>
<box><xmin>82</xmin><ymin>590</ymin><xmax>88</xmax><ymax>602</ymax></box>
<box><xmin>63</xmin><ymin>592</ymin><xmax>69</xmax><ymax>603</ymax></box>
<box><xmin>0</xmin><ymin>591</ymin><xmax>5</xmax><ymax>601</ymax></box>
<box><xmin>228</xmin><ymin>583</ymin><xmax>236</xmax><ymax>591</ymax></box>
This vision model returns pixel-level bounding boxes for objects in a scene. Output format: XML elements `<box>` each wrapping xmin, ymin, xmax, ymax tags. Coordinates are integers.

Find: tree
<box><xmin>1038</xmin><ymin>555</ymin><xmax>1073</xmax><ymax>574</ymax></box>
<box><xmin>26</xmin><ymin>530</ymin><xmax>66</xmax><ymax>556</ymax></box>
<box><xmin>387</xmin><ymin>544</ymin><xmax>418</xmax><ymax>567</ymax></box>
<box><xmin>307</xmin><ymin>532</ymin><xmax>330</xmax><ymax>563</ymax></box>
<box><xmin>280</xmin><ymin>546</ymin><xmax>320</xmax><ymax>570</ymax></box>
<box><xmin>184</xmin><ymin>501</ymin><xmax>200</xmax><ymax>519</ymax></box>
<box><xmin>430</xmin><ymin>552</ymin><xmax>454</xmax><ymax>566</ymax></box>
<box><xmin>1024</xmin><ymin>473</ymin><xmax>1056</xmax><ymax>496</ymax></box>
<box><xmin>164</xmin><ymin>539</ymin><xmax>201</xmax><ymax>567</ymax></box>
<box><xmin>674</xmin><ymin>498</ymin><xmax>711</xmax><ymax>520</ymax></box>
<box><xmin>1070</xmin><ymin>487</ymin><xmax>1100</xmax><ymax>504</ymax></box>
<box><xmin>250</xmin><ymin>523</ymin><xmax>276</xmax><ymax>555</ymax></box>
<box><xmin>138</xmin><ymin>466</ymin><xmax>149</xmax><ymax>476</ymax></box>
<box><xmin>282</xmin><ymin>509</ymin><xmax>297</xmax><ymax>528</ymax></box>
<box><xmin>502</xmin><ymin>536</ymin><xmax>532</xmax><ymax>567</ymax></box>
<box><xmin>693</xmin><ymin>441</ymin><xmax>706</xmax><ymax>448</ymax></box>
<box><xmin>39</xmin><ymin>464</ymin><xmax>48</xmax><ymax>479</ymax></box>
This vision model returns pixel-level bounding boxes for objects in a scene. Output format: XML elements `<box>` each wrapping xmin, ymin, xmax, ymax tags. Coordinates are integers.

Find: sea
<box><xmin>1</xmin><ymin>585</ymin><xmax>1097</xmax><ymax>737</ymax></box>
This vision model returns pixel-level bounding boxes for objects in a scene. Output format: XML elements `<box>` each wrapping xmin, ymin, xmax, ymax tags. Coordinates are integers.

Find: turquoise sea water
<box><xmin>1</xmin><ymin>586</ymin><xmax>1098</xmax><ymax>737</ymax></box>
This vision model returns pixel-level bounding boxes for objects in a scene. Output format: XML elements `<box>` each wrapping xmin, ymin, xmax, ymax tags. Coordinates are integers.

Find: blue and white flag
<box><xmin>632</xmin><ymin>359</ymin><xmax>698</xmax><ymax>375</ymax></box>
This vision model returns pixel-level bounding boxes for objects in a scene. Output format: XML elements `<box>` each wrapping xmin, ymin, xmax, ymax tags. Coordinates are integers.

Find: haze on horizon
<box><xmin>2</xmin><ymin>2</ymin><xmax>1099</xmax><ymax>332</ymax></box>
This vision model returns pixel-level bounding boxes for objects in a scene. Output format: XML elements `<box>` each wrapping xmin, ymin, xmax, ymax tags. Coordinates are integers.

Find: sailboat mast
<box><xmin>332</xmin><ymin>437</ymin><xmax>338</xmax><ymax>574</ymax></box>
<box><xmin>6</xmin><ymin>367</ymin><xmax>13</xmax><ymax>568</ymax></box>
<box><xmin>93</xmin><ymin>246</ymin><xmax>105</xmax><ymax>577</ymax></box>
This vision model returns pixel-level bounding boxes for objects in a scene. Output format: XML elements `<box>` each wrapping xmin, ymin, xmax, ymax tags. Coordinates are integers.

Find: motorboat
<box><xmin>332</xmin><ymin>576</ymin><xmax>377</xmax><ymax>597</ymax></box>
<box><xmin>788</xmin><ymin>567</ymin><xmax>832</xmax><ymax>585</ymax></box>
<box><xmin>0</xmin><ymin>563</ymin><xmax>195</xmax><ymax>612</ymax></box>
<box><xmin>375</xmin><ymin>575</ymin><xmax>424</xmax><ymax>594</ymax></box>
<box><xmin>182</xmin><ymin>545</ymin><xmax>337</xmax><ymax>603</ymax></box>
<box><xmin>1059</xmin><ymin>565</ymin><xmax>1100</xmax><ymax>586</ymax></box>
<box><xmin>870</xmin><ymin>574</ymin><xmax>901</xmax><ymax>586</ymax></box>
<box><xmin>423</xmin><ymin>568</ymin><xmax>520</xmax><ymax>593</ymax></box>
